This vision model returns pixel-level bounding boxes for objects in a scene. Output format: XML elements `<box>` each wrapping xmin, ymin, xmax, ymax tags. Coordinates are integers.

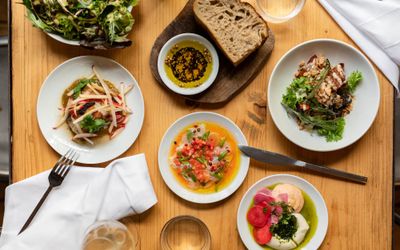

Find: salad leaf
<box><xmin>347</xmin><ymin>71</ymin><xmax>363</xmax><ymax>93</ymax></box>
<box><xmin>283</xmin><ymin>104</ymin><xmax>345</xmax><ymax>142</ymax></box>
<box><xmin>282</xmin><ymin>77</ymin><xmax>311</xmax><ymax>109</ymax></box>
<box><xmin>72</xmin><ymin>78</ymin><xmax>92</xmax><ymax>98</ymax></box>
<box><xmin>22</xmin><ymin>0</ymin><xmax>137</xmax><ymax>48</ymax></box>
<box><xmin>80</xmin><ymin>115</ymin><xmax>107</xmax><ymax>133</ymax></box>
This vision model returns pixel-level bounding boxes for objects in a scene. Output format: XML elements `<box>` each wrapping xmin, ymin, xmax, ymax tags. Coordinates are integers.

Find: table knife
<box><xmin>239</xmin><ymin>145</ymin><xmax>367</xmax><ymax>184</ymax></box>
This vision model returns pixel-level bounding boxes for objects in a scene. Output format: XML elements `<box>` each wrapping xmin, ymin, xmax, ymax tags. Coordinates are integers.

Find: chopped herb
<box><xmin>80</xmin><ymin>115</ymin><xmax>107</xmax><ymax>133</ymax></box>
<box><xmin>218</xmin><ymin>151</ymin><xmax>227</xmax><ymax>160</ymax></box>
<box><xmin>72</xmin><ymin>78</ymin><xmax>92</xmax><ymax>99</ymax></box>
<box><xmin>186</xmin><ymin>130</ymin><xmax>194</xmax><ymax>141</ymax></box>
<box><xmin>218</xmin><ymin>137</ymin><xmax>226</xmax><ymax>147</ymax></box>
<box><xmin>200</xmin><ymin>130</ymin><xmax>210</xmax><ymax>141</ymax></box>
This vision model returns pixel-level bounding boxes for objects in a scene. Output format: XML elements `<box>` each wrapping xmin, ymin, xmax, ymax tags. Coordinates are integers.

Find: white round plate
<box><xmin>158</xmin><ymin>112</ymin><xmax>249</xmax><ymax>204</ymax></box>
<box><xmin>268</xmin><ymin>39</ymin><xmax>380</xmax><ymax>151</ymax></box>
<box><xmin>157</xmin><ymin>33</ymin><xmax>219</xmax><ymax>95</ymax></box>
<box><xmin>37</xmin><ymin>55</ymin><xmax>145</xmax><ymax>164</ymax></box>
<box><xmin>237</xmin><ymin>174</ymin><xmax>328</xmax><ymax>250</ymax></box>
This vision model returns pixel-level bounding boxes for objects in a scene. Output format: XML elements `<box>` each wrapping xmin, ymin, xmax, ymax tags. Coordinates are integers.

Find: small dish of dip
<box><xmin>157</xmin><ymin>33</ymin><xmax>219</xmax><ymax>95</ymax></box>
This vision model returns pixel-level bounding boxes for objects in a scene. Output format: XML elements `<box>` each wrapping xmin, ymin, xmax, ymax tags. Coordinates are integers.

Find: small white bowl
<box><xmin>157</xmin><ymin>33</ymin><xmax>219</xmax><ymax>96</ymax></box>
<box><xmin>268</xmin><ymin>39</ymin><xmax>380</xmax><ymax>151</ymax></box>
<box><xmin>237</xmin><ymin>174</ymin><xmax>328</xmax><ymax>250</ymax></box>
<box><xmin>158</xmin><ymin>112</ymin><xmax>249</xmax><ymax>204</ymax></box>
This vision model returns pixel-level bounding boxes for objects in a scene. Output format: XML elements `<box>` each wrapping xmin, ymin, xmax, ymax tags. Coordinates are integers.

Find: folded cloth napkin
<box><xmin>0</xmin><ymin>153</ymin><xmax>157</xmax><ymax>250</ymax></box>
<box><xmin>319</xmin><ymin>0</ymin><xmax>400</xmax><ymax>94</ymax></box>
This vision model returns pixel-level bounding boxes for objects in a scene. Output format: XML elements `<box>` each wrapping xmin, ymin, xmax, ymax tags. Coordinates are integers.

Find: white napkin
<box><xmin>0</xmin><ymin>153</ymin><xmax>157</xmax><ymax>250</ymax></box>
<box><xmin>319</xmin><ymin>0</ymin><xmax>400</xmax><ymax>93</ymax></box>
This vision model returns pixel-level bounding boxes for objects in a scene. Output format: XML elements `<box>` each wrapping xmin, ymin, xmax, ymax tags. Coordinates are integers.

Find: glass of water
<box><xmin>82</xmin><ymin>220</ymin><xmax>139</xmax><ymax>250</ymax></box>
<box><xmin>256</xmin><ymin>0</ymin><xmax>305</xmax><ymax>23</ymax></box>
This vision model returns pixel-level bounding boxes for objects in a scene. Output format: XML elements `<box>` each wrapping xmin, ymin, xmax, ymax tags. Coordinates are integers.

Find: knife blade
<box><xmin>239</xmin><ymin>145</ymin><xmax>367</xmax><ymax>184</ymax></box>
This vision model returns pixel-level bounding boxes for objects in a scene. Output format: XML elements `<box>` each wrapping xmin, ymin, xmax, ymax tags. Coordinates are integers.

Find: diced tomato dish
<box><xmin>170</xmin><ymin>123</ymin><xmax>236</xmax><ymax>191</ymax></box>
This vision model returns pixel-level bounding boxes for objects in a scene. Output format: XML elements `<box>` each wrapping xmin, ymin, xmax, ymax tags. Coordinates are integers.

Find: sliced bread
<box><xmin>193</xmin><ymin>0</ymin><xmax>268</xmax><ymax>66</ymax></box>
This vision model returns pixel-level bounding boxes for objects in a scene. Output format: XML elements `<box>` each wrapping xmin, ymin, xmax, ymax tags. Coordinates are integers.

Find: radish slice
<box><xmin>254</xmin><ymin>192</ymin><xmax>275</xmax><ymax>205</ymax></box>
<box><xmin>257</xmin><ymin>188</ymin><xmax>273</xmax><ymax>196</ymax></box>
<box><xmin>253</xmin><ymin>224</ymin><xmax>272</xmax><ymax>245</ymax></box>
<box><xmin>247</xmin><ymin>206</ymin><xmax>268</xmax><ymax>228</ymax></box>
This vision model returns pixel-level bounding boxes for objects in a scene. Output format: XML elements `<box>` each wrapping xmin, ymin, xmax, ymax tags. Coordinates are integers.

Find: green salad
<box><xmin>23</xmin><ymin>0</ymin><xmax>138</xmax><ymax>49</ymax></box>
<box><xmin>281</xmin><ymin>54</ymin><xmax>363</xmax><ymax>142</ymax></box>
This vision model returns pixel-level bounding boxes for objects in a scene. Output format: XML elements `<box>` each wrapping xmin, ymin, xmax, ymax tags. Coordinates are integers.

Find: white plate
<box><xmin>237</xmin><ymin>174</ymin><xmax>328</xmax><ymax>250</ymax></box>
<box><xmin>268</xmin><ymin>39</ymin><xmax>380</xmax><ymax>151</ymax></box>
<box><xmin>158</xmin><ymin>112</ymin><xmax>249</xmax><ymax>203</ymax></box>
<box><xmin>157</xmin><ymin>33</ymin><xmax>219</xmax><ymax>95</ymax></box>
<box><xmin>37</xmin><ymin>55</ymin><xmax>145</xmax><ymax>164</ymax></box>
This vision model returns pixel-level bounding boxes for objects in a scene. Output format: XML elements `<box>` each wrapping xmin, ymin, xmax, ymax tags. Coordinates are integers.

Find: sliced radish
<box><xmin>254</xmin><ymin>192</ymin><xmax>275</xmax><ymax>205</ymax></box>
<box><xmin>247</xmin><ymin>206</ymin><xmax>268</xmax><ymax>228</ymax></box>
<box><xmin>253</xmin><ymin>224</ymin><xmax>272</xmax><ymax>245</ymax></box>
<box><xmin>257</xmin><ymin>188</ymin><xmax>272</xmax><ymax>196</ymax></box>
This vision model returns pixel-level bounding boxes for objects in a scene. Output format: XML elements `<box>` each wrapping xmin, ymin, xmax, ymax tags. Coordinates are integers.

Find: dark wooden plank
<box><xmin>149</xmin><ymin>0</ymin><xmax>274</xmax><ymax>105</ymax></box>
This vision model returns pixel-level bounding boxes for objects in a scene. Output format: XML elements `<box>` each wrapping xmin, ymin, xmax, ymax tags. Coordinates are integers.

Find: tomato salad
<box><xmin>169</xmin><ymin>122</ymin><xmax>239</xmax><ymax>192</ymax></box>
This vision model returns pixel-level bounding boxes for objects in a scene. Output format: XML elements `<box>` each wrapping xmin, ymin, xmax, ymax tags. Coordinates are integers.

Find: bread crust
<box><xmin>193</xmin><ymin>0</ymin><xmax>268</xmax><ymax>66</ymax></box>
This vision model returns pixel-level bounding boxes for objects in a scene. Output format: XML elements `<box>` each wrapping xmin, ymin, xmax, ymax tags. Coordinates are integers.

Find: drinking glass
<box><xmin>160</xmin><ymin>215</ymin><xmax>211</xmax><ymax>250</ymax></box>
<box><xmin>256</xmin><ymin>0</ymin><xmax>305</xmax><ymax>23</ymax></box>
<box><xmin>82</xmin><ymin>220</ymin><xmax>139</xmax><ymax>250</ymax></box>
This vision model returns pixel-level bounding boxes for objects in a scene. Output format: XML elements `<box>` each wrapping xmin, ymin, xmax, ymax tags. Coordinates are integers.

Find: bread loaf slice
<box><xmin>193</xmin><ymin>0</ymin><xmax>268</xmax><ymax>66</ymax></box>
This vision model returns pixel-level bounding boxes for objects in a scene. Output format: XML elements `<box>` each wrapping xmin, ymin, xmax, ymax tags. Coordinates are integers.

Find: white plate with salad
<box><xmin>237</xmin><ymin>174</ymin><xmax>328</xmax><ymax>250</ymax></box>
<box><xmin>37</xmin><ymin>56</ymin><xmax>144</xmax><ymax>164</ymax></box>
<box><xmin>268</xmin><ymin>39</ymin><xmax>380</xmax><ymax>151</ymax></box>
<box><xmin>158</xmin><ymin>112</ymin><xmax>250</xmax><ymax>204</ymax></box>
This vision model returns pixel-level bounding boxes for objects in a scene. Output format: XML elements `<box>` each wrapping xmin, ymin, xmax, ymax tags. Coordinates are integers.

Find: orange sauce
<box><xmin>169</xmin><ymin>121</ymin><xmax>240</xmax><ymax>193</ymax></box>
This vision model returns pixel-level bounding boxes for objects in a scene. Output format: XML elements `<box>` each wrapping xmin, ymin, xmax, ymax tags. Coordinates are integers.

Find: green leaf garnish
<box><xmin>347</xmin><ymin>70</ymin><xmax>363</xmax><ymax>93</ymax></box>
<box><xmin>80</xmin><ymin>115</ymin><xmax>107</xmax><ymax>133</ymax></box>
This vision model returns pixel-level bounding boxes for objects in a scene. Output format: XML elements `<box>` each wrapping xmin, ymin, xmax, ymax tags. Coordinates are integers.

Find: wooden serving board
<box><xmin>150</xmin><ymin>0</ymin><xmax>275</xmax><ymax>105</ymax></box>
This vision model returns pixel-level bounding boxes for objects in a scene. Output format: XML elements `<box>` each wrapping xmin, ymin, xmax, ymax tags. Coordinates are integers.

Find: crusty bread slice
<box><xmin>193</xmin><ymin>0</ymin><xmax>268</xmax><ymax>66</ymax></box>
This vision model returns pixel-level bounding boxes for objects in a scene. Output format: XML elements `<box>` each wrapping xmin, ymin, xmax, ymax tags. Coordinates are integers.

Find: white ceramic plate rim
<box><xmin>267</xmin><ymin>38</ymin><xmax>380</xmax><ymax>152</ymax></box>
<box><xmin>157</xmin><ymin>33</ymin><xmax>219</xmax><ymax>95</ymax></box>
<box><xmin>237</xmin><ymin>174</ymin><xmax>328</xmax><ymax>250</ymax></box>
<box><xmin>158</xmin><ymin>112</ymin><xmax>249</xmax><ymax>203</ymax></box>
<box><xmin>36</xmin><ymin>55</ymin><xmax>144</xmax><ymax>164</ymax></box>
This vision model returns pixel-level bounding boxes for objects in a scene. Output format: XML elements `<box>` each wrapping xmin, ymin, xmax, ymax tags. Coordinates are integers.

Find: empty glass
<box><xmin>82</xmin><ymin>220</ymin><xmax>139</xmax><ymax>250</ymax></box>
<box><xmin>256</xmin><ymin>0</ymin><xmax>305</xmax><ymax>23</ymax></box>
<box><xmin>160</xmin><ymin>215</ymin><xmax>211</xmax><ymax>250</ymax></box>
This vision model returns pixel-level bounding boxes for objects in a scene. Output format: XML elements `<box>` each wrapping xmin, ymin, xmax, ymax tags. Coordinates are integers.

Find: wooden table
<box><xmin>10</xmin><ymin>0</ymin><xmax>393</xmax><ymax>249</ymax></box>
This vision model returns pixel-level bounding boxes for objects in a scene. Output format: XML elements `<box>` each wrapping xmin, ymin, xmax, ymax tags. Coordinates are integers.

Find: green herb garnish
<box><xmin>80</xmin><ymin>115</ymin><xmax>107</xmax><ymax>133</ymax></box>
<box><xmin>347</xmin><ymin>70</ymin><xmax>363</xmax><ymax>93</ymax></box>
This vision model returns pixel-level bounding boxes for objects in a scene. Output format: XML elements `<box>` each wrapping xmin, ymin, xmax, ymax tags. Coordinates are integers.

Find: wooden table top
<box><xmin>10</xmin><ymin>0</ymin><xmax>393</xmax><ymax>249</ymax></box>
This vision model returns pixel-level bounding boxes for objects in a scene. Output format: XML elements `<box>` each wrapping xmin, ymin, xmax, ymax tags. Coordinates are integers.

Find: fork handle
<box><xmin>18</xmin><ymin>186</ymin><xmax>53</xmax><ymax>234</ymax></box>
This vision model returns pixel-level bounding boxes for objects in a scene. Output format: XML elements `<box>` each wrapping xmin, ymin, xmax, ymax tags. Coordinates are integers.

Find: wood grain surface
<box><xmin>11</xmin><ymin>0</ymin><xmax>393</xmax><ymax>249</ymax></box>
<box><xmin>149</xmin><ymin>0</ymin><xmax>275</xmax><ymax>105</ymax></box>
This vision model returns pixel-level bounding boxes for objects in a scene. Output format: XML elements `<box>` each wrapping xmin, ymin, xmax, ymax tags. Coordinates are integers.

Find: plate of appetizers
<box><xmin>268</xmin><ymin>39</ymin><xmax>380</xmax><ymax>151</ymax></box>
<box><xmin>158</xmin><ymin>112</ymin><xmax>250</xmax><ymax>203</ymax></box>
<box><xmin>37</xmin><ymin>56</ymin><xmax>144</xmax><ymax>164</ymax></box>
<box><xmin>237</xmin><ymin>174</ymin><xmax>328</xmax><ymax>250</ymax></box>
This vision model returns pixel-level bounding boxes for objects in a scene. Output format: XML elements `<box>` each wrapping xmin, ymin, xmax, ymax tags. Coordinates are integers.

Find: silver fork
<box><xmin>18</xmin><ymin>149</ymin><xmax>79</xmax><ymax>234</ymax></box>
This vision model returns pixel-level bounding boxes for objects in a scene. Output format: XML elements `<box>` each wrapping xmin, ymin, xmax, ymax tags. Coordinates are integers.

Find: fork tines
<box><xmin>52</xmin><ymin>149</ymin><xmax>79</xmax><ymax>177</ymax></box>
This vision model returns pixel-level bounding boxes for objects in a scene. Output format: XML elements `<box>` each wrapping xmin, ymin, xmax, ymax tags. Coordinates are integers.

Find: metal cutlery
<box><xmin>19</xmin><ymin>149</ymin><xmax>79</xmax><ymax>234</ymax></box>
<box><xmin>239</xmin><ymin>145</ymin><xmax>367</xmax><ymax>184</ymax></box>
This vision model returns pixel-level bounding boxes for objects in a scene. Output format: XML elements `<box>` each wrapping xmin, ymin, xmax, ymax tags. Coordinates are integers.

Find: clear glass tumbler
<box><xmin>256</xmin><ymin>0</ymin><xmax>306</xmax><ymax>23</ymax></box>
<box><xmin>160</xmin><ymin>215</ymin><xmax>211</xmax><ymax>250</ymax></box>
<box><xmin>82</xmin><ymin>220</ymin><xmax>139</xmax><ymax>250</ymax></box>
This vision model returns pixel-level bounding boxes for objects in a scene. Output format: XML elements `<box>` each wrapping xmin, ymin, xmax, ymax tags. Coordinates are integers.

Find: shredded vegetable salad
<box><xmin>54</xmin><ymin>66</ymin><xmax>133</xmax><ymax>144</ymax></box>
<box><xmin>281</xmin><ymin>54</ymin><xmax>363</xmax><ymax>142</ymax></box>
